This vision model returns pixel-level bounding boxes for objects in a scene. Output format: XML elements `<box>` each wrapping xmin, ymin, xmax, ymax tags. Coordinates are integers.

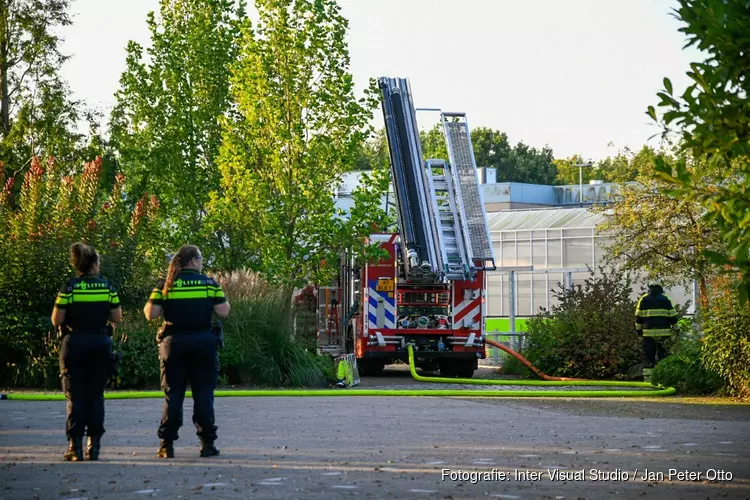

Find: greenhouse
<box><xmin>485</xmin><ymin>207</ymin><xmax>695</xmax><ymax>332</ymax></box>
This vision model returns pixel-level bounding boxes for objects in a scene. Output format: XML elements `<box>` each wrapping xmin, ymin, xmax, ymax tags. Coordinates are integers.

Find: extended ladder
<box><xmin>378</xmin><ymin>77</ymin><xmax>443</xmax><ymax>280</ymax></box>
<box><xmin>425</xmin><ymin>159</ymin><xmax>471</xmax><ymax>280</ymax></box>
<box><xmin>442</xmin><ymin>112</ymin><xmax>497</xmax><ymax>271</ymax></box>
<box><xmin>377</xmin><ymin>77</ymin><xmax>496</xmax><ymax>280</ymax></box>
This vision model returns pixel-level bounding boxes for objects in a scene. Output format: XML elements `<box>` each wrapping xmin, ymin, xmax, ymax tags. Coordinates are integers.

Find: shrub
<box><xmin>524</xmin><ymin>267</ymin><xmax>641</xmax><ymax>379</ymax></box>
<box><xmin>499</xmin><ymin>353</ymin><xmax>533</xmax><ymax>378</ymax></box>
<box><xmin>113</xmin><ymin>311</ymin><xmax>161</xmax><ymax>389</ymax></box>
<box><xmin>652</xmin><ymin>333</ymin><xmax>723</xmax><ymax>395</ymax></box>
<box><xmin>110</xmin><ymin>271</ymin><xmax>337</xmax><ymax>389</ymax></box>
<box><xmin>700</xmin><ymin>275</ymin><xmax>750</xmax><ymax>398</ymax></box>
<box><xmin>215</xmin><ymin>270</ymin><xmax>333</xmax><ymax>387</ymax></box>
<box><xmin>0</xmin><ymin>157</ymin><xmax>161</xmax><ymax>387</ymax></box>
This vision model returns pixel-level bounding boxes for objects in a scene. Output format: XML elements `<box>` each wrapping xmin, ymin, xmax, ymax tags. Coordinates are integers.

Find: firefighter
<box><xmin>143</xmin><ymin>245</ymin><xmax>230</xmax><ymax>458</ymax></box>
<box><xmin>51</xmin><ymin>243</ymin><xmax>122</xmax><ymax>461</ymax></box>
<box><xmin>294</xmin><ymin>284</ymin><xmax>318</xmax><ymax>353</ymax></box>
<box><xmin>635</xmin><ymin>280</ymin><xmax>678</xmax><ymax>382</ymax></box>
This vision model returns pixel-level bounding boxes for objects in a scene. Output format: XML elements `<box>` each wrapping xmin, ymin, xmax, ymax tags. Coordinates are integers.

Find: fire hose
<box><xmin>2</xmin><ymin>345</ymin><xmax>674</xmax><ymax>400</ymax></box>
<box><xmin>485</xmin><ymin>338</ymin><xmax>583</xmax><ymax>381</ymax></box>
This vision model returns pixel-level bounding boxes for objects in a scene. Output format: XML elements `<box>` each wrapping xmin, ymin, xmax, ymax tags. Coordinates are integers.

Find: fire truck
<box><xmin>316</xmin><ymin>77</ymin><xmax>496</xmax><ymax>378</ymax></box>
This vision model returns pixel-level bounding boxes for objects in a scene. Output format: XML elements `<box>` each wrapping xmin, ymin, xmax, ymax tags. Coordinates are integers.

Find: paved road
<box><xmin>1</xmin><ymin>389</ymin><xmax>749</xmax><ymax>500</ymax></box>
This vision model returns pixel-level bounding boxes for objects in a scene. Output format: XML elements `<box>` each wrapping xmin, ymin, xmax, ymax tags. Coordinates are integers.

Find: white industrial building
<box><xmin>334</xmin><ymin>172</ymin><xmax>695</xmax><ymax>331</ymax></box>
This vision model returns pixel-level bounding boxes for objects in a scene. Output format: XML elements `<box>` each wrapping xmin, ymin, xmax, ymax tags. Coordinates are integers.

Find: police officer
<box><xmin>51</xmin><ymin>242</ymin><xmax>122</xmax><ymax>461</ymax></box>
<box><xmin>635</xmin><ymin>280</ymin><xmax>679</xmax><ymax>382</ymax></box>
<box><xmin>143</xmin><ymin>245</ymin><xmax>230</xmax><ymax>458</ymax></box>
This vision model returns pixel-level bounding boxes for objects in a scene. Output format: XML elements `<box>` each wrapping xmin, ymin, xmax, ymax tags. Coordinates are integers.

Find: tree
<box><xmin>0</xmin><ymin>156</ymin><xmax>160</xmax><ymax>387</ymax></box>
<box><xmin>110</xmin><ymin>0</ymin><xmax>245</xmax><ymax>248</ymax></box>
<box><xmin>2</xmin><ymin>76</ymin><xmax>93</xmax><ymax>173</ymax></box>
<box><xmin>554</xmin><ymin>147</ymin><xmax>661</xmax><ymax>186</ymax></box>
<box><xmin>208</xmin><ymin>0</ymin><xmax>382</xmax><ymax>287</ymax></box>
<box><xmin>596</xmin><ymin>146</ymin><xmax>658</xmax><ymax>183</ymax></box>
<box><xmin>419</xmin><ymin>124</ymin><xmax>448</xmax><ymax>162</ymax></box>
<box><xmin>553</xmin><ymin>155</ymin><xmax>593</xmax><ymax>185</ymax></box>
<box><xmin>649</xmin><ymin>0</ymin><xmax>750</xmax><ymax>299</ymax></box>
<box><xmin>0</xmin><ymin>0</ymin><xmax>70</xmax><ymax>139</ymax></box>
<box><xmin>0</xmin><ymin>0</ymin><xmax>95</xmax><ymax>188</ymax></box>
<box><xmin>355</xmin><ymin>127</ymin><xmax>388</xmax><ymax>171</ymax></box>
<box><xmin>421</xmin><ymin>124</ymin><xmax>558</xmax><ymax>184</ymax></box>
<box><xmin>594</xmin><ymin>149</ymin><xmax>720</xmax><ymax>304</ymax></box>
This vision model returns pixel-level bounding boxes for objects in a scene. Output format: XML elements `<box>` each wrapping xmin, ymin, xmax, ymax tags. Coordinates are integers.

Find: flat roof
<box><xmin>486</xmin><ymin>207</ymin><xmax>604</xmax><ymax>232</ymax></box>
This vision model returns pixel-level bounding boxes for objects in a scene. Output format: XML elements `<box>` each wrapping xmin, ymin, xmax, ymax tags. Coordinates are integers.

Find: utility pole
<box><xmin>571</xmin><ymin>161</ymin><xmax>594</xmax><ymax>205</ymax></box>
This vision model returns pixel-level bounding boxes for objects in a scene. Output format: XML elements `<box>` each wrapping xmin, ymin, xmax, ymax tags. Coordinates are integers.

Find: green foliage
<box><xmin>594</xmin><ymin>147</ymin><xmax>720</xmax><ymax>296</ymax></box>
<box><xmin>524</xmin><ymin>267</ymin><xmax>641</xmax><ymax>379</ymax></box>
<box><xmin>649</xmin><ymin>0</ymin><xmax>750</xmax><ymax>300</ymax></box>
<box><xmin>113</xmin><ymin>312</ymin><xmax>161</xmax><ymax>389</ymax></box>
<box><xmin>557</xmin><ymin>147</ymin><xmax>663</xmax><ymax>186</ymax></box>
<box><xmin>110</xmin><ymin>0</ymin><xmax>245</xmax><ymax>249</ymax></box>
<box><xmin>596</xmin><ymin>146</ymin><xmax>656</xmax><ymax>183</ymax></box>
<box><xmin>0</xmin><ymin>0</ymin><xmax>71</xmax><ymax>138</ymax></box>
<box><xmin>700</xmin><ymin>275</ymin><xmax>750</xmax><ymax>398</ymax></box>
<box><xmin>0</xmin><ymin>156</ymin><xmax>161</xmax><ymax>386</ymax></box>
<box><xmin>355</xmin><ymin>128</ymin><xmax>389</xmax><ymax>171</ymax></box>
<box><xmin>499</xmin><ymin>353</ymin><xmax>533</xmax><ymax>378</ymax></box>
<box><xmin>208</xmin><ymin>0</ymin><xmax>382</xmax><ymax>287</ymax></box>
<box><xmin>419</xmin><ymin>125</ymin><xmax>449</xmax><ymax>162</ymax></box>
<box><xmin>420</xmin><ymin>125</ymin><xmax>558</xmax><ymax>185</ymax></box>
<box><xmin>651</xmin><ymin>331</ymin><xmax>723</xmax><ymax>396</ymax></box>
<box><xmin>216</xmin><ymin>270</ymin><xmax>332</xmax><ymax>386</ymax></box>
<box><xmin>554</xmin><ymin>155</ymin><xmax>591</xmax><ymax>185</ymax></box>
<box><xmin>0</xmin><ymin>0</ymin><xmax>101</xmax><ymax>193</ymax></box>
<box><xmin>473</xmin><ymin>127</ymin><xmax>557</xmax><ymax>185</ymax></box>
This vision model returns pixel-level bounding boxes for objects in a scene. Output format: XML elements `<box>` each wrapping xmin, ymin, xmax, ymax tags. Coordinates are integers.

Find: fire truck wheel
<box><xmin>454</xmin><ymin>360</ymin><xmax>475</xmax><ymax>379</ymax></box>
<box><xmin>358</xmin><ymin>359</ymin><xmax>385</xmax><ymax>377</ymax></box>
<box><xmin>439</xmin><ymin>360</ymin><xmax>457</xmax><ymax>378</ymax></box>
<box><xmin>418</xmin><ymin>362</ymin><xmax>439</xmax><ymax>374</ymax></box>
<box><xmin>440</xmin><ymin>360</ymin><xmax>475</xmax><ymax>379</ymax></box>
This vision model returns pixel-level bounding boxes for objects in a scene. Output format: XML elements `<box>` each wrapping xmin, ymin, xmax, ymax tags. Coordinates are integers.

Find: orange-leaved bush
<box><xmin>0</xmin><ymin>156</ymin><xmax>162</xmax><ymax>387</ymax></box>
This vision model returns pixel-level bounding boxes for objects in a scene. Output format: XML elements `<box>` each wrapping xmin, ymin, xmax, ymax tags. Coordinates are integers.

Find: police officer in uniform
<box><xmin>51</xmin><ymin>243</ymin><xmax>122</xmax><ymax>461</ymax></box>
<box><xmin>635</xmin><ymin>280</ymin><xmax>679</xmax><ymax>382</ymax></box>
<box><xmin>144</xmin><ymin>245</ymin><xmax>230</xmax><ymax>458</ymax></box>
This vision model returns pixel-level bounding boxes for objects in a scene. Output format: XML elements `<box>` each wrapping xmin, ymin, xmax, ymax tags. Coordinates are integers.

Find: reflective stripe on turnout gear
<box><xmin>643</xmin><ymin>329</ymin><xmax>672</xmax><ymax>337</ymax></box>
<box><xmin>634</xmin><ymin>308</ymin><xmax>678</xmax><ymax>317</ymax></box>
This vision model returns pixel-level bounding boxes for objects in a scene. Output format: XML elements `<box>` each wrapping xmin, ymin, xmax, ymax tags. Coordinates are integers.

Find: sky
<box><xmin>59</xmin><ymin>0</ymin><xmax>701</xmax><ymax>161</ymax></box>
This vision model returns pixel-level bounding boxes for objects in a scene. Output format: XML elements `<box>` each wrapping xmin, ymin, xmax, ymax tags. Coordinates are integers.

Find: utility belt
<box><xmin>58</xmin><ymin>324</ymin><xmax>113</xmax><ymax>339</ymax></box>
<box><xmin>157</xmin><ymin>322</ymin><xmax>224</xmax><ymax>348</ymax></box>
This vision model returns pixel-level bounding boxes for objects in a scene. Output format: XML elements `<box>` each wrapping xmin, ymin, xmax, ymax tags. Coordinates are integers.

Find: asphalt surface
<box><xmin>1</xmin><ymin>373</ymin><xmax>749</xmax><ymax>500</ymax></box>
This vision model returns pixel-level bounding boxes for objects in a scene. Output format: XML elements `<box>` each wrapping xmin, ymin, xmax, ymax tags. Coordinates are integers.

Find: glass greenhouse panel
<box><xmin>563</xmin><ymin>237</ymin><xmax>593</xmax><ymax>269</ymax></box>
<box><xmin>516</xmin><ymin>274</ymin><xmax>532</xmax><ymax>316</ymax></box>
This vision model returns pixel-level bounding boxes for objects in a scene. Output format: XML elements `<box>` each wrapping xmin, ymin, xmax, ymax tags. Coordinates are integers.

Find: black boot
<box><xmin>157</xmin><ymin>440</ymin><xmax>174</xmax><ymax>458</ymax></box>
<box><xmin>199</xmin><ymin>441</ymin><xmax>220</xmax><ymax>457</ymax></box>
<box><xmin>63</xmin><ymin>437</ymin><xmax>84</xmax><ymax>462</ymax></box>
<box><xmin>86</xmin><ymin>436</ymin><xmax>101</xmax><ymax>460</ymax></box>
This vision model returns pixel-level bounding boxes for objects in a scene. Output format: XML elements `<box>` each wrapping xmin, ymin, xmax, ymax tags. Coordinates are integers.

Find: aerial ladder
<box><xmin>319</xmin><ymin>77</ymin><xmax>497</xmax><ymax>378</ymax></box>
<box><xmin>378</xmin><ymin>77</ymin><xmax>496</xmax><ymax>281</ymax></box>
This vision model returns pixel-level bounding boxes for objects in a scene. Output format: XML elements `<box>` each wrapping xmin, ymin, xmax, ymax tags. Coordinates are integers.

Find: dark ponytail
<box><xmin>70</xmin><ymin>242</ymin><xmax>99</xmax><ymax>276</ymax></box>
<box><xmin>163</xmin><ymin>245</ymin><xmax>201</xmax><ymax>298</ymax></box>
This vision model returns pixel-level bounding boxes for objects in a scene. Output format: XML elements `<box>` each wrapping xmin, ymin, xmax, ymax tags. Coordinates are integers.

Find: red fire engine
<box><xmin>317</xmin><ymin>77</ymin><xmax>496</xmax><ymax>379</ymax></box>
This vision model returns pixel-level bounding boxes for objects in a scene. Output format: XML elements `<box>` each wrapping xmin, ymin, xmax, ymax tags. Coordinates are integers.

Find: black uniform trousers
<box><xmin>60</xmin><ymin>333</ymin><xmax>112</xmax><ymax>438</ymax></box>
<box><xmin>643</xmin><ymin>336</ymin><xmax>668</xmax><ymax>369</ymax></box>
<box><xmin>158</xmin><ymin>331</ymin><xmax>219</xmax><ymax>443</ymax></box>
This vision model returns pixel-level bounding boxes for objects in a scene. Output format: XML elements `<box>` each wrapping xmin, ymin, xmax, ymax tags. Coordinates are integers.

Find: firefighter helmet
<box><xmin>648</xmin><ymin>279</ymin><xmax>664</xmax><ymax>289</ymax></box>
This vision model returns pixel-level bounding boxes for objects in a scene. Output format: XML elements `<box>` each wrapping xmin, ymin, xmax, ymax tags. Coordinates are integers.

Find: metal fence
<box><xmin>482</xmin><ymin>330</ymin><xmax>526</xmax><ymax>366</ymax></box>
